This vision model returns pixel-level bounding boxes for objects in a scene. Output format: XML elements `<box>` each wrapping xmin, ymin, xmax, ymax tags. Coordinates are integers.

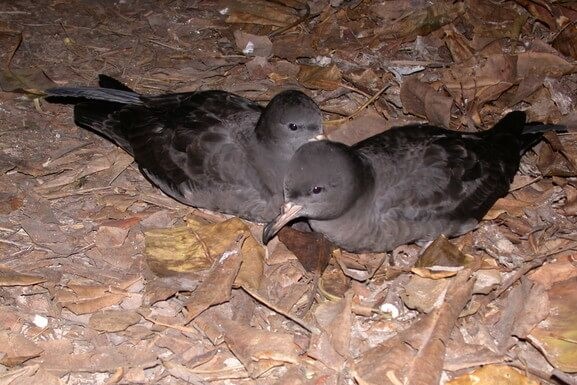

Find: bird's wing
<box><xmin>359</xmin><ymin>125</ymin><xmax>518</xmax><ymax>224</ymax></box>
<box><xmin>115</xmin><ymin>91</ymin><xmax>277</xmax><ymax>220</ymax></box>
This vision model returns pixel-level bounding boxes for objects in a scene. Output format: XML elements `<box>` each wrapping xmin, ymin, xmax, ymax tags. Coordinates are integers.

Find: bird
<box><xmin>45</xmin><ymin>75</ymin><xmax>324</xmax><ymax>222</ymax></box>
<box><xmin>262</xmin><ymin>111</ymin><xmax>565</xmax><ymax>252</ymax></box>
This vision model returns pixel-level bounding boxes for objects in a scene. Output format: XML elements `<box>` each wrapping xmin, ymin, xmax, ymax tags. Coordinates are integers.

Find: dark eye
<box><xmin>288</xmin><ymin>123</ymin><xmax>298</xmax><ymax>131</ymax></box>
<box><xmin>312</xmin><ymin>186</ymin><xmax>323</xmax><ymax>194</ymax></box>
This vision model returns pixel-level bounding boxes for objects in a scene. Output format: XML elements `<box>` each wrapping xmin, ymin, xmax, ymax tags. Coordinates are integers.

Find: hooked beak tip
<box><xmin>262</xmin><ymin>202</ymin><xmax>303</xmax><ymax>245</ymax></box>
<box><xmin>310</xmin><ymin>133</ymin><xmax>326</xmax><ymax>142</ymax></box>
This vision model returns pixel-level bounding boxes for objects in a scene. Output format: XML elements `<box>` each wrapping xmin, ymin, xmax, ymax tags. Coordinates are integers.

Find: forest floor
<box><xmin>0</xmin><ymin>1</ymin><xmax>577</xmax><ymax>384</ymax></box>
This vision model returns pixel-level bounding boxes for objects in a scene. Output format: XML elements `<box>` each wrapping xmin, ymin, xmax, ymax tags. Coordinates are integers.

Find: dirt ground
<box><xmin>1</xmin><ymin>1</ymin><xmax>577</xmax><ymax>384</ymax></box>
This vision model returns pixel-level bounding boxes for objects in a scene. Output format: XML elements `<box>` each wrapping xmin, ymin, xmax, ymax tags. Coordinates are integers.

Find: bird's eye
<box><xmin>288</xmin><ymin>123</ymin><xmax>298</xmax><ymax>131</ymax></box>
<box><xmin>312</xmin><ymin>186</ymin><xmax>323</xmax><ymax>194</ymax></box>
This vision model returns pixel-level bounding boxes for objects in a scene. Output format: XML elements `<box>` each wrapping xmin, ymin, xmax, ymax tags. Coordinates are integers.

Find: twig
<box><xmin>268</xmin><ymin>3</ymin><xmax>312</xmax><ymax>38</ymax></box>
<box><xmin>40</xmin><ymin>186</ymin><xmax>114</xmax><ymax>200</ymax></box>
<box><xmin>324</xmin><ymin>83</ymin><xmax>391</xmax><ymax>126</ymax></box>
<box><xmin>241</xmin><ymin>286</ymin><xmax>320</xmax><ymax>334</ymax></box>
<box><xmin>141</xmin><ymin>313</ymin><xmax>199</xmax><ymax>334</ymax></box>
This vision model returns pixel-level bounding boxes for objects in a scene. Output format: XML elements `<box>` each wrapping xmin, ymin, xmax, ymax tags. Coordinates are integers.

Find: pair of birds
<box><xmin>46</xmin><ymin>76</ymin><xmax>558</xmax><ymax>253</ymax></box>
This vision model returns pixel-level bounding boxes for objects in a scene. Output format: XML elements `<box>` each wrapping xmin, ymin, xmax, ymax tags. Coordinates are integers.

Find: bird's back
<box><xmin>352</xmin><ymin>112</ymin><xmax>529</xmax><ymax>247</ymax></box>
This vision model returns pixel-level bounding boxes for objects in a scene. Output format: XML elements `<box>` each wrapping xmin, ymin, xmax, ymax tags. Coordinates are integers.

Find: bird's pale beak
<box><xmin>262</xmin><ymin>202</ymin><xmax>303</xmax><ymax>244</ymax></box>
<box><xmin>309</xmin><ymin>133</ymin><xmax>327</xmax><ymax>142</ymax></box>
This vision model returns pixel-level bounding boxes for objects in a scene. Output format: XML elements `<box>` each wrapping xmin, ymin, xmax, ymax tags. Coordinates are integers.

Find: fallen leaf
<box><xmin>145</xmin><ymin>217</ymin><xmax>264</xmax><ymax>285</ymax></box>
<box><xmin>89</xmin><ymin>309</ymin><xmax>141</xmax><ymax>332</ymax></box>
<box><xmin>277</xmin><ymin>227</ymin><xmax>333</xmax><ymax>273</ymax></box>
<box><xmin>529</xmin><ymin>277</ymin><xmax>577</xmax><ymax>372</ymax></box>
<box><xmin>372</xmin><ymin>2</ymin><xmax>465</xmax><ymax>42</ymax></box>
<box><xmin>446</xmin><ymin>364</ymin><xmax>539</xmax><ymax>385</ymax></box>
<box><xmin>233</xmin><ymin>30</ymin><xmax>272</xmax><ymax>57</ymax></box>
<box><xmin>0</xmin><ymin>67</ymin><xmax>56</xmax><ymax>93</ymax></box>
<box><xmin>0</xmin><ymin>266</ymin><xmax>45</xmax><ymax>286</ymax></box>
<box><xmin>225</xmin><ymin>0</ymin><xmax>298</xmax><ymax>27</ymax></box>
<box><xmin>353</xmin><ymin>270</ymin><xmax>475</xmax><ymax>385</ymax></box>
<box><xmin>0</xmin><ymin>331</ymin><xmax>43</xmax><ymax>366</ymax></box>
<box><xmin>54</xmin><ymin>278</ymin><xmax>138</xmax><ymax>315</ymax></box>
<box><xmin>400</xmin><ymin>77</ymin><xmax>453</xmax><ymax>127</ymax></box>
<box><xmin>184</xmin><ymin>236</ymin><xmax>245</xmax><ymax>320</ymax></box>
<box><xmin>297</xmin><ymin>64</ymin><xmax>341</xmax><ymax>91</ymax></box>
<box><xmin>220</xmin><ymin>317</ymin><xmax>302</xmax><ymax>378</ymax></box>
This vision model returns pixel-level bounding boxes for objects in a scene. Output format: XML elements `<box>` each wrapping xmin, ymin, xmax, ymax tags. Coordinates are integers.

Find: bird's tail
<box><xmin>485</xmin><ymin>111</ymin><xmax>566</xmax><ymax>153</ymax></box>
<box><xmin>45</xmin><ymin>75</ymin><xmax>142</xmax><ymax>105</ymax></box>
<box><xmin>46</xmin><ymin>75</ymin><xmax>139</xmax><ymax>153</ymax></box>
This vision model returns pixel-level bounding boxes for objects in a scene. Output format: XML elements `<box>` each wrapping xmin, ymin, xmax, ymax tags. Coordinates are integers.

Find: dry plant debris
<box><xmin>0</xmin><ymin>1</ymin><xmax>577</xmax><ymax>384</ymax></box>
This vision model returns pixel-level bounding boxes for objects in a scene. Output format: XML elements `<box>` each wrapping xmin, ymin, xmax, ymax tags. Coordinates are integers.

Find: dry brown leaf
<box><xmin>327</xmin><ymin>112</ymin><xmax>391</xmax><ymax>146</ymax></box>
<box><xmin>537</xmin><ymin>133</ymin><xmax>577</xmax><ymax>177</ymax></box>
<box><xmin>373</xmin><ymin>2</ymin><xmax>465</xmax><ymax>42</ymax></box>
<box><xmin>233</xmin><ymin>30</ymin><xmax>272</xmax><ymax>57</ymax></box>
<box><xmin>442</xmin><ymin>25</ymin><xmax>474</xmax><ymax>63</ymax></box>
<box><xmin>0</xmin><ymin>266</ymin><xmax>45</xmax><ymax>286</ymax></box>
<box><xmin>0</xmin><ymin>365</ymin><xmax>62</xmax><ymax>385</ymax></box>
<box><xmin>54</xmin><ymin>278</ymin><xmax>138</xmax><ymax>315</ymax></box>
<box><xmin>225</xmin><ymin>0</ymin><xmax>298</xmax><ymax>27</ymax></box>
<box><xmin>402</xmin><ymin>275</ymin><xmax>451</xmax><ymax>313</ymax></box>
<box><xmin>354</xmin><ymin>270</ymin><xmax>475</xmax><ymax>385</ymax></box>
<box><xmin>483</xmin><ymin>197</ymin><xmax>530</xmax><ymax>219</ymax></box>
<box><xmin>184</xmin><ymin>236</ymin><xmax>245</xmax><ymax>320</ymax></box>
<box><xmin>277</xmin><ymin>226</ymin><xmax>333</xmax><ymax>273</ymax></box>
<box><xmin>38</xmin><ymin>342</ymin><xmax>157</xmax><ymax>375</ymax></box>
<box><xmin>0</xmin><ymin>192</ymin><xmax>23</xmax><ymax>215</ymax></box>
<box><xmin>333</xmin><ymin>249</ymin><xmax>386</xmax><ymax>282</ymax></box>
<box><xmin>446</xmin><ymin>364</ymin><xmax>539</xmax><ymax>385</ymax></box>
<box><xmin>0</xmin><ymin>67</ymin><xmax>56</xmax><ymax>93</ymax></box>
<box><xmin>529</xmin><ymin>277</ymin><xmax>577</xmax><ymax>372</ymax></box>
<box><xmin>220</xmin><ymin>317</ymin><xmax>301</xmax><ymax>378</ymax></box>
<box><xmin>0</xmin><ymin>331</ymin><xmax>43</xmax><ymax>367</ymax></box>
<box><xmin>415</xmin><ymin>235</ymin><xmax>474</xmax><ymax>269</ymax></box>
<box><xmin>297</xmin><ymin>64</ymin><xmax>341</xmax><ymax>91</ymax></box>
<box><xmin>553</xmin><ymin>24</ymin><xmax>577</xmax><ymax>60</ymax></box>
<box><xmin>145</xmin><ymin>217</ymin><xmax>264</xmax><ymax>286</ymax></box>
<box><xmin>308</xmin><ymin>292</ymin><xmax>353</xmax><ymax>370</ymax></box>
<box><xmin>400</xmin><ymin>77</ymin><xmax>453</xmax><ymax>127</ymax></box>
<box><xmin>88</xmin><ymin>309</ymin><xmax>141</xmax><ymax>332</ymax></box>
<box><xmin>529</xmin><ymin>255</ymin><xmax>577</xmax><ymax>288</ymax></box>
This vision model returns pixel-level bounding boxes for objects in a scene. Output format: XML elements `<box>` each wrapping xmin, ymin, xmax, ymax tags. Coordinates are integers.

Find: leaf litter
<box><xmin>0</xmin><ymin>1</ymin><xmax>577</xmax><ymax>384</ymax></box>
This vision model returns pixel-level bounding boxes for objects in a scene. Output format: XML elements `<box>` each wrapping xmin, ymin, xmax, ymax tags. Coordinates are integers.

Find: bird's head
<box><xmin>256</xmin><ymin>90</ymin><xmax>325</xmax><ymax>152</ymax></box>
<box><xmin>262</xmin><ymin>140</ymin><xmax>365</xmax><ymax>244</ymax></box>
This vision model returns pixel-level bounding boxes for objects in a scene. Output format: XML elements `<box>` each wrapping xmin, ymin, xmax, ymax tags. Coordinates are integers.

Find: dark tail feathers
<box><xmin>45</xmin><ymin>75</ymin><xmax>142</xmax><ymax>105</ymax></box>
<box><xmin>488</xmin><ymin>111</ymin><xmax>566</xmax><ymax>153</ymax></box>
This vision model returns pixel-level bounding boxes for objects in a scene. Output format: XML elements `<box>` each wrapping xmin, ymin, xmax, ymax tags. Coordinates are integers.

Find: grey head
<box><xmin>255</xmin><ymin>90</ymin><xmax>325</xmax><ymax>154</ymax></box>
<box><xmin>262</xmin><ymin>140</ymin><xmax>368</xmax><ymax>243</ymax></box>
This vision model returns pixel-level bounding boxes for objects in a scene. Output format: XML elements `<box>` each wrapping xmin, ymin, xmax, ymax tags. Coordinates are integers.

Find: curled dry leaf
<box><xmin>0</xmin><ymin>331</ymin><xmax>43</xmax><ymax>367</ymax></box>
<box><xmin>297</xmin><ymin>64</ymin><xmax>342</xmax><ymax>91</ymax></box>
<box><xmin>184</xmin><ymin>235</ymin><xmax>245</xmax><ymax>321</ymax></box>
<box><xmin>0</xmin><ymin>266</ymin><xmax>45</xmax><ymax>286</ymax></box>
<box><xmin>53</xmin><ymin>277</ymin><xmax>138</xmax><ymax>315</ymax></box>
<box><xmin>446</xmin><ymin>364</ymin><xmax>539</xmax><ymax>385</ymax></box>
<box><xmin>0</xmin><ymin>67</ymin><xmax>56</xmax><ymax>94</ymax></box>
<box><xmin>220</xmin><ymin>317</ymin><xmax>302</xmax><ymax>378</ymax></box>
<box><xmin>88</xmin><ymin>309</ymin><xmax>141</xmax><ymax>332</ymax></box>
<box><xmin>400</xmin><ymin>77</ymin><xmax>453</xmax><ymax>128</ymax></box>
<box><xmin>401</xmin><ymin>275</ymin><xmax>450</xmax><ymax>313</ymax></box>
<box><xmin>529</xmin><ymin>277</ymin><xmax>577</xmax><ymax>372</ymax></box>
<box><xmin>372</xmin><ymin>2</ymin><xmax>465</xmax><ymax>42</ymax></box>
<box><xmin>225</xmin><ymin>0</ymin><xmax>298</xmax><ymax>27</ymax></box>
<box><xmin>277</xmin><ymin>226</ymin><xmax>333</xmax><ymax>274</ymax></box>
<box><xmin>233</xmin><ymin>30</ymin><xmax>272</xmax><ymax>57</ymax></box>
<box><xmin>145</xmin><ymin>217</ymin><xmax>264</xmax><ymax>289</ymax></box>
<box><xmin>415</xmin><ymin>235</ymin><xmax>473</xmax><ymax>269</ymax></box>
<box><xmin>308</xmin><ymin>292</ymin><xmax>353</xmax><ymax>371</ymax></box>
<box><xmin>353</xmin><ymin>270</ymin><xmax>475</xmax><ymax>385</ymax></box>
